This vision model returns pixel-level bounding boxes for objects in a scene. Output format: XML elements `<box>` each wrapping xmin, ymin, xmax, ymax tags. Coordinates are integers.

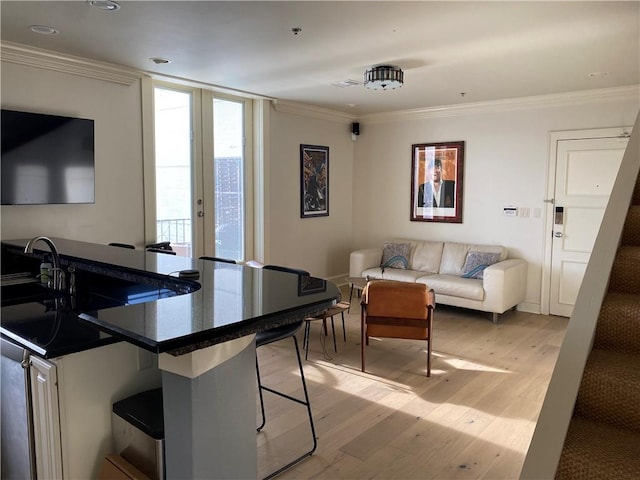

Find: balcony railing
<box><xmin>157</xmin><ymin>218</ymin><xmax>191</xmax><ymax>244</ymax></box>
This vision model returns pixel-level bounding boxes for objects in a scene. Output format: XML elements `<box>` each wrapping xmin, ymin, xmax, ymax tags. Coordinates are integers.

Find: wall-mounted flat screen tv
<box><xmin>1</xmin><ymin>109</ymin><xmax>95</xmax><ymax>205</ymax></box>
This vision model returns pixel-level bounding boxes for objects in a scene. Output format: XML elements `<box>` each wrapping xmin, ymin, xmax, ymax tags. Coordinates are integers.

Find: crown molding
<box><xmin>359</xmin><ymin>85</ymin><xmax>640</xmax><ymax>124</ymax></box>
<box><xmin>3</xmin><ymin>40</ymin><xmax>637</xmax><ymax>122</ymax></box>
<box><xmin>1</xmin><ymin>41</ymin><xmax>142</xmax><ymax>86</ymax></box>
<box><xmin>271</xmin><ymin>99</ymin><xmax>357</xmax><ymax>124</ymax></box>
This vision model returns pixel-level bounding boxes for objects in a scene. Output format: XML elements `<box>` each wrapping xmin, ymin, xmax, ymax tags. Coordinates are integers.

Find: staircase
<box><xmin>555</xmin><ymin>175</ymin><xmax>640</xmax><ymax>479</ymax></box>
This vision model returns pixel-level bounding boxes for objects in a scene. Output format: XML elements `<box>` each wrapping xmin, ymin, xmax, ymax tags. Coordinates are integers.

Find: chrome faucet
<box><xmin>24</xmin><ymin>236</ymin><xmax>65</xmax><ymax>291</ymax></box>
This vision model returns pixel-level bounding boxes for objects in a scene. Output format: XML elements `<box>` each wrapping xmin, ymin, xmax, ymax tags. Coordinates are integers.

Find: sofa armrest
<box><xmin>349</xmin><ymin>248</ymin><xmax>382</xmax><ymax>278</ymax></box>
<box><xmin>482</xmin><ymin>259</ymin><xmax>528</xmax><ymax>313</ymax></box>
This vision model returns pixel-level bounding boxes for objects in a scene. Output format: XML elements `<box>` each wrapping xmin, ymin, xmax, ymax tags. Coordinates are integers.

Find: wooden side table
<box><xmin>303</xmin><ymin>301</ymin><xmax>350</xmax><ymax>359</ymax></box>
<box><xmin>348</xmin><ymin>277</ymin><xmax>368</xmax><ymax>313</ymax></box>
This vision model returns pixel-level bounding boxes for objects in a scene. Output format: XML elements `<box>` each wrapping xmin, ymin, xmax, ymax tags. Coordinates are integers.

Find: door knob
<box><xmin>554</xmin><ymin>231</ymin><xmax>563</xmax><ymax>238</ymax></box>
<box><xmin>197</xmin><ymin>211</ymin><xmax>204</xmax><ymax>217</ymax></box>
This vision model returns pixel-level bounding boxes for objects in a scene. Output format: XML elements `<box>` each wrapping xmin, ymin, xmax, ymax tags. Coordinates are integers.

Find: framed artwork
<box><xmin>410</xmin><ymin>141</ymin><xmax>464</xmax><ymax>223</ymax></box>
<box><xmin>300</xmin><ymin>144</ymin><xmax>329</xmax><ymax>218</ymax></box>
<box><xmin>298</xmin><ymin>275</ymin><xmax>327</xmax><ymax>296</ymax></box>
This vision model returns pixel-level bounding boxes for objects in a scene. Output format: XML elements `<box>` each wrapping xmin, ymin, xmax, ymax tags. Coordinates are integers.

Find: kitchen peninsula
<box><xmin>1</xmin><ymin>238</ymin><xmax>340</xmax><ymax>479</ymax></box>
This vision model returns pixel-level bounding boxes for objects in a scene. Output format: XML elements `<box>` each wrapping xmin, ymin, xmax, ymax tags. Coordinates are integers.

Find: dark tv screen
<box><xmin>1</xmin><ymin>109</ymin><xmax>95</xmax><ymax>205</ymax></box>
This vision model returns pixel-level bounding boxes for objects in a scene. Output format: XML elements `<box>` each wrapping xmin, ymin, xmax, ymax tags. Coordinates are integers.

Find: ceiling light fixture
<box><xmin>88</xmin><ymin>0</ymin><xmax>120</xmax><ymax>12</ymax></box>
<box><xmin>364</xmin><ymin>65</ymin><xmax>403</xmax><ymax>90</ymax></box>
<box><xmin>29</xmin><ymin>25</ymin><xmax>59</xmax><ymax>35</ymax></box>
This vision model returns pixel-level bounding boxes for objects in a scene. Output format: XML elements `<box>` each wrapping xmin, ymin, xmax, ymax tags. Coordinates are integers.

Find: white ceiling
<box><xmin>1</xmin><ymin>1</ymin><xmax>639</xmax><ymax>115</ymax></box>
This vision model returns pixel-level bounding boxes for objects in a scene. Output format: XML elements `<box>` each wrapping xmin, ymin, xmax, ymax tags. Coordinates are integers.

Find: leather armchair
<box><xmin>361</xmin><ymin>280</ymin><xmax>436</xmax><ymax>376</ymax></box>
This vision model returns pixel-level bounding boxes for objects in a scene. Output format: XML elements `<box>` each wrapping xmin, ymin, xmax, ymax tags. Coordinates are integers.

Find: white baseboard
<box><xmin>517</xmin><ymin>302</ymin><xmax>542</xmax><ymax>315</ymax></box>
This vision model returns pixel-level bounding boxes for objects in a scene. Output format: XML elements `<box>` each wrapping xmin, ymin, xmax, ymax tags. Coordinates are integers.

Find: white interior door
<box><xmin>550</xmin><ymin>136</ymin><xmax>628</xmax><ymax>316</ymax></box>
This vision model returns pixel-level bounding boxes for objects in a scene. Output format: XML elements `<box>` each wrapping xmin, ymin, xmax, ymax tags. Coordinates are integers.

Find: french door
<box><xmin>151</xmin><ymin>84</ymin><xmax>252</xmax><ymax>260</ymax></box>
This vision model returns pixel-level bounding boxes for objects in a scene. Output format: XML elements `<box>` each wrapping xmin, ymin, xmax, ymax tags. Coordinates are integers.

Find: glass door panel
<box><xmin>213</xmin><ymin>98</ymin><xmax>244</xmax><ymax>260</ymax></box>
<box><xmin>154</xmin><ymin>88</ymin><xmax>193</xmax><ymax>257</ymax></box>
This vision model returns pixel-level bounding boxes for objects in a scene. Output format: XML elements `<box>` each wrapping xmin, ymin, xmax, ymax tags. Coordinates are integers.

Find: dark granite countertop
<box><xmin>1</xmin><ymin>238</ymin><xmax>340</xmax><ymax>357</ymax></box>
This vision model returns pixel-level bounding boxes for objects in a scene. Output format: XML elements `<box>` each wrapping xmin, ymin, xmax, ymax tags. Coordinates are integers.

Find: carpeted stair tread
<box><xmin>557</xmin><ymin>172</ymin><xmax>640</xmax><ymax>478</ymax></box>
<box><xmin>556</xmin><ymin>417</ymin><xmax>640</xmax><ymax>480</ymax></box>
<box><xmin>622</xmin><ymin>206</ymin><xmax>640</xmax><ymax>246</ymax></box>
<box><xmin>595</xmin><ymin>293</ymin><xmax>640</xmax><ymax>353</ymax></box>
<box><xmin>574</xmin><ymin>348</ymin><xmax>640</xmax><ymax>434</ymax></box>
<box><xmin>608</xmin><ymin>246</ymin><xmax>640</xmax><ymax>294</ymax></box>
<box><xmin>633</xmin><ymin>176</ymin><xmax>640</xmax><ymax>205</ymax></box>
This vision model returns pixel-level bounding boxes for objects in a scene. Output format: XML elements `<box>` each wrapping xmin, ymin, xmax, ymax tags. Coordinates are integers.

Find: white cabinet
<box><xmin>28</xmin><ymin>342</ymin><xmax>161</xmax><ymax>479</ymax></box>
<box><xmin>29</xmin><ymin>356</ymin><xmax>63</xmax><ymax>479</ymax></box>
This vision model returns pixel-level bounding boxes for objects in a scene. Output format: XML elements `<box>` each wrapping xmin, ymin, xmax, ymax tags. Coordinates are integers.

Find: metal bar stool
<box><xmin>146</xmin><ymin>248</ymin><xmax>176</xmax><ymax>255</ymax></box>
<box><xmin>108</xmin><ymin>242</ymin><xmax>136</xmax><ymax>249</ymax></box>
<box><xmin>199</xmin><ymin>256</ymin><xmax>236</xmax><ymax>264</ymax></box>
<box><xmin>255</xmin><ymin>265</ymin><xmax>317</xmax><ymax>480</ymax></box>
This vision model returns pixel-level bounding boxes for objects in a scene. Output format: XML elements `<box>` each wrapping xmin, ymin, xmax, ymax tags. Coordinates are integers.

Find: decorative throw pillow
<box><xmin>380</xmin><ymin>242</ymin><xmax>411</xmax><ymax>270</ymax></box>
<box><xmin>461</xmin><ymin>251</ymin><xmax>501</xmax><ymax>279</ymax></box>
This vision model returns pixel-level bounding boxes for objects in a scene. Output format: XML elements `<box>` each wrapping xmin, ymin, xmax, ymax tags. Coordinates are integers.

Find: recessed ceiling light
<box><xmin>29</xmin><ymin>25</ymin><xmax>59</xmax><ymax>35</ymax></box>
<box><xmin>588</xmin><ymin>72</ymin><xmax>609</xmax><ymax>78</ymax></box>
<box><xmin>330</xmin><ymin>79</ymin><xmax>361</xmax><ymax>88</ymax></box>
<box><xmin>150</xmin><ymin>57</ymin><xmax>171</xmax><ymax>65</ymax></box>
<box><xmin>88</xmin><ymin>0</ymin><xmax>120</xmax><ymax>12</ymax></box>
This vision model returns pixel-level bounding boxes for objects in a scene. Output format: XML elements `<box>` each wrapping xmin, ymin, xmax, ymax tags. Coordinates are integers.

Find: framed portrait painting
<box><xmin>300</xmin><ymin>144</ymin><xmax>329</xmax><ymax>218</ymax></box>
<box><xmin>410</xmin><ymin>141</ymin><xmax>464</xmax><ymax>223</ymax></box>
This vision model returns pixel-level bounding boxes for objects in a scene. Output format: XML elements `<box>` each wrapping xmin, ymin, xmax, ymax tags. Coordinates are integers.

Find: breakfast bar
<box><xmin>1</xmin><ymin>237</ymin><xmax>340</xmax><ymax>478</ymax></box>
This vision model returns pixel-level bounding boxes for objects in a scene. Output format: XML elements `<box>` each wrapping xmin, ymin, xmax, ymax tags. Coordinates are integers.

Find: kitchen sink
<box><xmin>1</xmin><ymin>279</ymin><xmax>63</xmax><ymax>308</ymax></box>
<box><xmin>1</xmin><ymin>269</ymin><xmax>198</xmax><ymax>311</ymax></box>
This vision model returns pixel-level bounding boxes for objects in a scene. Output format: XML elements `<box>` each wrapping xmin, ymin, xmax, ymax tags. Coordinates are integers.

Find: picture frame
<box><xmin>410</xmin><ymin>141</ymin><xmax>464</xmax><ymax>223</ymax></box>
<box><xmin>298</xmin><ymin>275</ymin><xmax>327</xmax><ymax>296</ymax></box>
<box><xmin>300</xmin><ymin>144</ymin><xmax>329</xmax><ymax>218</ymax></box>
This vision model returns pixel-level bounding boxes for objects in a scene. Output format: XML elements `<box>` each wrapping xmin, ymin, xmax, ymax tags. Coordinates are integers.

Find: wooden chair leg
<box><xmin>361</xmin><ymin>310</ymin><xmax>366</xmax><ymax>372</ymax></box>
<box><xmin>303</xmin><ymin>320</ymin><xmax>311</xmax><ymax>360</ymax></box>
<box><xmin>426</xmin><ymin>337</ymin><xmax>431</xmax><ymax>377</ymax></box>
<box><xmin>330</xmin><ymin>317</ymin><xmax>337</xmax><ymax>352</ymax></box>
<box><xmin>348</xmin><ymin>284</ymin><xmax>355</xmax><ymax>313</ymax></box>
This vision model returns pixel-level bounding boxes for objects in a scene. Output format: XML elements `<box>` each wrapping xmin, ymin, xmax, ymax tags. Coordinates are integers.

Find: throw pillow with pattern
<box><xmin>461</xmin><ymin>251</ymin><xmax>501</xmax><ymax>279</ymax></box>
<box><xmin>380</xmin><ymin>242</ymin><xmax>411</xmax><ymax>271</ymax></box>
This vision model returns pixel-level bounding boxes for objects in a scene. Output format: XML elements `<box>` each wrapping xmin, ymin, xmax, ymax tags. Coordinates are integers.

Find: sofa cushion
<box><xmin>461</xmin><ymin>251</ymin><xmax>501</xmax><ymax>279</ymax></box>
<box><xmin>380</xmin><ymin>242</ymin><xmax>411</xmax><ymax>270</ymax></box>
<box><xmin>417</xmin><ymin>274</ymin><xmax>485</xmax><ymax>301</ymax></box>
<box><xmin>410</xmin><ymin>241</ymin><xmax>444</xmax><ymax>273</ymax></box>
<box><xmin>439</xmin><ymin>242</ymin><xmax>507</xmax><ymax>276</ymax></box>
<box><xmin>362</xmin><ymin>267</ymin><xmax>428</xmax><ymax>283</ymax></box>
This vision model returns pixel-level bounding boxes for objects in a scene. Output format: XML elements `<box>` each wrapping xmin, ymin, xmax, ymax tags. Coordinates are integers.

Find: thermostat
<box><xmin>503</xmin><ymin>206</ymin><xmax>517</xmax><ymax>216</ymax></box>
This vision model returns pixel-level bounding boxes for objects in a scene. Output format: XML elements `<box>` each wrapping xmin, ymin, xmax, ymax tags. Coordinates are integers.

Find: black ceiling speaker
<box><xmin>352</xmin><ymin>122</ymin><xmax>360</xmax><ymax>136</ymax></box>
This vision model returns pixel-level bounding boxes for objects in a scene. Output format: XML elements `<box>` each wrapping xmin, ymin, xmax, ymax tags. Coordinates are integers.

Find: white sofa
<box><xmin>349</xmin><ymin>239</ymin><xmax>527</xmax><ymax>323</ymax></box>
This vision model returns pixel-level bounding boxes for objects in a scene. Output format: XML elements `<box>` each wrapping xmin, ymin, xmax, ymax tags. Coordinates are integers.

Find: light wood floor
<box><xmin>256</xmin><ymin>287</ymin><xmax>568</xmax><ymax>480</ymax></box>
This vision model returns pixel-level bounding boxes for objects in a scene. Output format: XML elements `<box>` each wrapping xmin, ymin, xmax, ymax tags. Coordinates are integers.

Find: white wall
<box><xmin>3</xmin><ymin>51</ymin><xmax>638</xmax><ymax>307</ymax></box>
<box><xmin>352</xmin><ymin>99</ymin><xmax>639</xmax><ymax>312</ymax></box>
<box><xmin>1</xmin><ymin>61</ymin><xmax>145</xmax><ymax>246</ymax></box>
<box><xmin>267</xmin><ymin>105</ymin><xmax>354</xmax><ymax>279</ymax></box>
